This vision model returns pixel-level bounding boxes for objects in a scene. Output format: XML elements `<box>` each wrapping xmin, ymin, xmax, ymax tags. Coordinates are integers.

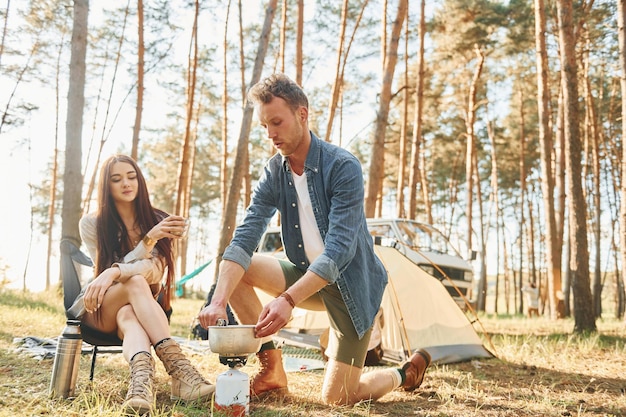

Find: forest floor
<box><xmin>1</xmin><ymin>288</ymin><xmax>625</xmax><ymax>416</ymax></box>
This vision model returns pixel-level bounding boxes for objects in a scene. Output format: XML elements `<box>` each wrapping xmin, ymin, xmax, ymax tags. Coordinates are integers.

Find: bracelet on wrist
<box><xmin>142</xmin><ymin>234</ymin><xmax>157</xmax><ymax>247</ymax></box>
<box><xmin>279</xmin><ymin>292</ymin><xmax>296</xmax><ymax>308</ymax></box>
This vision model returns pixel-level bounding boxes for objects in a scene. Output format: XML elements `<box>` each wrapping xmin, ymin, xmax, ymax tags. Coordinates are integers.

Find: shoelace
<box><xmin>127</xmin><ymin>366</ymin><xmax>153</xmax><ymax>397</ymax></box>
<box><xmin>163</xmin><ymin>349</ymin><xmax>208</xmax><ymax>385</ymax></box>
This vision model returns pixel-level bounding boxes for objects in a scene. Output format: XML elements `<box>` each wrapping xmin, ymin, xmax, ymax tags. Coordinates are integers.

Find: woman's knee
<box><xmin>123</xmin><ymin>275</ymin><xmax>152</xmax><ymax>296</ymax></box>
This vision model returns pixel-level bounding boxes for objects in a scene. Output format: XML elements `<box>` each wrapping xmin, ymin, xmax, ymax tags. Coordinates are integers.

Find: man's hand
<box><xmin>255</xmin><ymin>296</ymin><xmax>293</xmax><ymax>338</ymax></box>
<box><xmin>198</xmin><ymin>303</ymin><xmax>229</xmax><ymax>329</ymax></box>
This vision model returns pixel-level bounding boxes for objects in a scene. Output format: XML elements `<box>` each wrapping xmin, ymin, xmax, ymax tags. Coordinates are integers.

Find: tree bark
<box><xmin>174</xmin><ymin>0</ymin><xmax>200</xmax><ymax>277</ymax></box>
<box><xmin>556</xmin><ymin>0</ymin><xmax>595</xmax><ymax>332</ymax></box>
<box><xmin>131</xmin><ymin>0</ymin><xmax>144</xmax><ymax>160</ymax></box>
<box><xmin>408</xmin><ymin>0</ymin><xmax>428</xmax><ymax>222</ymax></box>
<box><xmin>534</xmin><ymin>0</ymin><xmax>564</xmax><ymax>319</ymax></box>
<box><xmin>365</xmin><ymin>0</ymin><xmax>407</xmax><ymax>217</ymax></box>
<box><xmin>62</xmin><ymin>0</ymin><xmax>88</xmax><ymax>250</ymax></box>
<box><xmin>463</xmin><ymin>45</ymin><xmax>484</xmax><ymax>254</ymax></box>
<box><xmin>221</xmin><ymin>0</ymin><xmax>233</xmax><ymax>214</ymax></box>
<box><xmin>46</xmin><ymin>23</ymin><xmax>68</xmax><ymax>290</ymax></box>
<box><xmin>396</xmin><ymin>8</ymin><xmax>409</xmax><ymax>219</ymax></box>
<box><xmin>279</xmin><ymin>0</ymin><xmax>287</xmax><ymax>73</ymax></box>
<box><xmin>295</xmin><ymin>0</ymin><xmax>303</xmax><ymax>85</ymax></box>
<box><xmin>486</xmin><ymin>120</ymin><xmax>501</xmax><ymax>313</ymax></box>
<box><xmin>518</xmin><ymin>89</ymin><xmax>526</xmax><ymax>315</ymax></box>
<box><xmin>214</xmin><ymin>0</ymin><xmax>278</xmax><ymax>281</ymax></box>
<box><xmin>617</xmin><ymin>0</ymin><xmax>626</xmax><ymax>323</ymax></box>
<box><xmin>581</xmin><ymin>33</ymin><xmax>602</xmax><ymax>318</ymax></box>
<box><xmin>336</xmin><ymin>0</ymin><xmax>369</xmax><ymax>148</ymax></box>
<box><xmin>324</xmin><ymin>0</ymin><xmax>348</xmax><ymax>143</ymax></box>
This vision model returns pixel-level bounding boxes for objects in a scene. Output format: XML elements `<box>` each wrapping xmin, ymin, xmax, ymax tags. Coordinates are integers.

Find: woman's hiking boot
<box><xmin>123</xmin><ymin>352</ymin><xmax>155</xmax><ymax>415</ymax></box>
<box><xmin>155</xmin><ymin>338</ymin><xmax>215</xmax><ymax>401</ymax></box>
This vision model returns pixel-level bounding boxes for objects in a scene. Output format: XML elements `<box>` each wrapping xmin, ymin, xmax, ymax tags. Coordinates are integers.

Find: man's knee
<box><xmin>320</xmin><ymin>360</ymin><xmax>361</xmax><ymax>405</ymax></box>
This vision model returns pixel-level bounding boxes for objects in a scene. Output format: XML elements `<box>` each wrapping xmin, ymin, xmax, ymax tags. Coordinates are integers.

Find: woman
<box><xmin>75</xmin><ymin>154</ymin><xmax>213</xmax><ymax>414</ymax></box>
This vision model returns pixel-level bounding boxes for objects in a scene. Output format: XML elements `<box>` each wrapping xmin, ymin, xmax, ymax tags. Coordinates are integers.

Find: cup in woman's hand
<box><xmin>180</xmin><ymin>218</ymin><xmax>190</xmax><ymax>238</ymax></box>
<box><xmin>171</xmin><ymin>217</ymin><xmax>189</xmax><ymax>237</ymax></box>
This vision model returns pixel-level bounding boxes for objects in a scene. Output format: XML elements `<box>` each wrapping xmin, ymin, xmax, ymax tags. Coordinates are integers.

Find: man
<box><xmin>199</xmin><ymin>73</ymin><xmax>430</xmax><ymax>405</ymax></box>
<box><xmin>522</xmin><ymin>282</ymin><xmax>540</xmax><ymax>318</ymax></box>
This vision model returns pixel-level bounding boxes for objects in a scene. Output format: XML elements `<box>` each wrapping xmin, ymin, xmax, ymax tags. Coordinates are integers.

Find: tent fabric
<box><xmin>375</xmin><ymin>245</ymin><xmax>493</xmax><ymax>364</ymax></box>
<box><xmin>266</xmin><ymin>245</ymin><xmax>494</xmax><ymax>365</ymax></box>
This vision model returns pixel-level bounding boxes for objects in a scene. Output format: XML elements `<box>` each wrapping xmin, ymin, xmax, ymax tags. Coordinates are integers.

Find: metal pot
<box><xmin>207</xmin><ymin>325</ymin><xmax>262</xmax><ymax>356</ymax></box>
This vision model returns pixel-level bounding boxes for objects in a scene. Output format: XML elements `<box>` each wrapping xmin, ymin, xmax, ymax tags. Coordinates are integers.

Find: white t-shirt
<box><xmin>292</xmin><ymin>170</ymin><xmax>324</xmax><ymax>263</ymax></box>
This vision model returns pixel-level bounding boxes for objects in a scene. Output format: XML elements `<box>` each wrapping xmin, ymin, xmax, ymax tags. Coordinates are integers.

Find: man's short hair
<box><xmin>247</xmin><ymin>73</ymin><xmax>308</xmax><ymax>112</ymax></box>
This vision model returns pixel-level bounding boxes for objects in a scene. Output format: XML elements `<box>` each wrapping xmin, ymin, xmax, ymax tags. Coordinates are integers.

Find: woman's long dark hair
<box><xmin>95</xmin><ymin>154</ymin><xmax>175</xmax><ymax>312</ymax></box>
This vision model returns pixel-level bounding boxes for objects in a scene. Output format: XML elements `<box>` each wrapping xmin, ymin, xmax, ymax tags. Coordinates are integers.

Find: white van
<box><xmin>257</xmin><ymin>218</ymin><xmax>475</xmax><ymax>309</ymax></box>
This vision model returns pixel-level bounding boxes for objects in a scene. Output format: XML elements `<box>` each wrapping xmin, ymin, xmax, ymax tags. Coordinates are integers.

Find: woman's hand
<box><xmin>83</xmin><ymin>267</ymin><xmax>119</xmax><ymax>313</ymax></box>
<box><xmin>146</xmin><ymin>215</ymin><xmax>187</xmax><ymax>241</ymax></box>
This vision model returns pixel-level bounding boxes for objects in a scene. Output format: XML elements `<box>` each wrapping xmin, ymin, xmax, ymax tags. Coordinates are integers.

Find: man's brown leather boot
<box><xmin>251</xmin><ymin>349</ymin><xmax>288</xmax><ymax>399</ymax></box>
<box><xmin>401</xmin><ymin>349</ymin><xmax>431</xmax><ymax>392</ymax></box>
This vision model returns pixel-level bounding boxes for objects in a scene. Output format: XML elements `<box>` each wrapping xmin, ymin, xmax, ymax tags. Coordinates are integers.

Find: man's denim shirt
<box><xmin>223</xmin><ymin>132</ymin><xmax>388</xmax><ymax>339</ymax></box>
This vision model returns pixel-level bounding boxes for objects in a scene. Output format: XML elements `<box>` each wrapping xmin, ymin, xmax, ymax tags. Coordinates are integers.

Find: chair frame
<box><xmin>60</xmin><ymin>238</ymin><xmax>122</xmax><ymax>381</ymax></box>
<box><xmin>60</xmin><ymin>238</ymin><xmax>172</xmax><ymax>380</ymax></box>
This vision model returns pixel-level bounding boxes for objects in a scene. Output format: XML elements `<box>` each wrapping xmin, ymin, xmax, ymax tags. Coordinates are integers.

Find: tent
<box><xmin>264</xmin><ymin>245</ymin><xmax>494</xmax><ymax>365</ymax></box>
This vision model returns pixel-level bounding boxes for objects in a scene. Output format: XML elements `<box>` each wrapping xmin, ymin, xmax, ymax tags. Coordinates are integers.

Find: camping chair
<box><xmin>60</xmin><ymin>238</ymin><xmax>173</xmax><ymax>380</ymax></box>
<box><xmin>60</xmin><ymin>238</ymin><xmax>123</xmax><ymax>381</ymax></box>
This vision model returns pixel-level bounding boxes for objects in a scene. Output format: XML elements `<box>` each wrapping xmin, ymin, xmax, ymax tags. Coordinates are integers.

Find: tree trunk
<box><xmin>336</xmin><ymin>0</ymin><xmax>368</xmax><ymax>148</ymax></box>
<box><xmin>556</xmin><ymin>0</ymin><xmax>595</xmax><ymax>332</ymax></box>
<box><xmin>364</xmin><ymin>0</ymin><xmax>407</xmax><ymax>217</ymax></box>
<box><xmin>62</xmin><ymin>0</ymin><xmax>88</xmax><ymax>259</ymax></box>
<box><xmin>408</xmin><ymin>0</ymin><xmax>428</xmax><ymax>222</ymax></box>
<box><xmin>279</xmin><ymin>0</ymin><xmax>286</xmax><ymax>73</ymax></box>
<box><xmin>463</xmin><ymin>45</ymin><xmax>485</xmax><ymax>255</ymax></box>
<box><xmin>174</xmin><ymin>0</ymin><xmax>200</xmax><ymax>277</ymax></box>
<box><xmin>46</xmin><ymin>25</ymin><xmax>67</xmax><ymax>290</ymax></box>
<box><xmin>221</xmin><ymin>0</ymin><xmax>233</xmax><ymax>214</ymax></box>
<box><xmin>473</xmin><ymin>142</ymin><xmax>487</xmax><ymax>312</ymax></box>
<box><xmin>535</xmin><ymin>0</ymin><xmax>564</xmax><ymax>319</ymax></box>
<box><xmin>487</xmin><ymin>120</ymin><xmax>501</xmax><ymax>313</ymax></box>
<box><xmin>324</xmin><ymin>0</ymin><xmax>348</xmax><ymax>143</ymax></box>
<box><xmin>214</xmin><ymin>0</ymin><xmax>278</xmax><ymax>281</ymax></box>
<box><xmin>556</xmin><ymin>84</ymin><xmax>568</xmax><ymax>316</ymax></box>
<box><xmin>518</xmin><ymin>89</ymin><xmax>526</xmax><ymax>315</ymax></box>
<box><xmin>527</xmin><ymin>184</ymin><xmax>538</xmax><ymax>289</ymax></box>
<box><xmin>295</xmin><ymin>0</ymin><xmax>303</xmax><ymax>86</ymax></box>
<box><xmin>617</xmin><ymin>0</ymin><xmax>626</xmax><ymax>323</ymax></box>
<box><xmin>131</xmin><ymin>0</ymin><xmax>144</xmax><ymax>160</ymax></box>
<box><xmin>582</xmin><ymin>35</ymin><xmax>602</xmax><ymax>318</ymax></box>
<box><xmin>396</xmin><ymin>9</ymin><xmax>409</xmax><ymax>219</ymax></box>
<box><xmin>82</xmin><ymin>4</ymin><xmax>131</xmax><ymax>214</ymax></box>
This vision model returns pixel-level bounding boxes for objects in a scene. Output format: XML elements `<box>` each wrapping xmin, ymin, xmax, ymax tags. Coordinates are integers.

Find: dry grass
<box><xmin>1</xmin><ymin>288</ymin><xmax>625</xmax><ymax>416</ymax></box>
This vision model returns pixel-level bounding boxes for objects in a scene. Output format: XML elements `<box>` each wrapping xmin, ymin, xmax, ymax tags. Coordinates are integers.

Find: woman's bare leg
<box><xmin>115</xmin><ymin>304</ymin><xmax>151</xmax><ymax>361</ymax></box>
<box><xmin>82</xmin><ymin>275</ymin><xmax>170</xmax><ymax>344</ymax></box>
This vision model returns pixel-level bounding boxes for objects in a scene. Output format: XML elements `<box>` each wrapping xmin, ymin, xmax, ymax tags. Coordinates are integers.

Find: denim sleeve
<box><xmin>223</xmin><ymin>163</ymin><xmax>278</xmax><ymax>271</ymax></box>
<box><xmin>307</xmin><ymin>155</ymin><xmax>365</xmax><ymax>282</ymax></box>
